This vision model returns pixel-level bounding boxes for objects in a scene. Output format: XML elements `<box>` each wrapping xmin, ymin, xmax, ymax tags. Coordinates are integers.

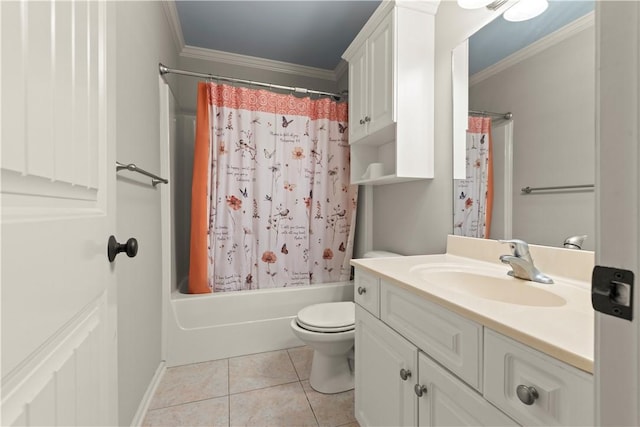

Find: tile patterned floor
<box><xmin>143</xmin><ymin>346</ymin><xmax>359</xmax><ymax>427</ymax></box>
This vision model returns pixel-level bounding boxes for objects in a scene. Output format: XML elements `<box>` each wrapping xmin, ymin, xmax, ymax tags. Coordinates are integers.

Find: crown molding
<box><xmin>180</xmin><ymin>46</ymin><xmax>337</xmax><ymax>81</ymax></box>
<box><xmin>470</xmin><ymin>11</ymin><xmax>595</xmax><ymax>86</ymax></box>
<box><xmin>161</xmin><ymin>0</ymin><xmax>185</xmax><ymax>54</ymax></box>
<box><xmin>334</xmin><ymin>59</ymin><xmax>349</xmax><ymax>82</ymax></box>
<box><xmin>396</xmin><ymin>0</ymin><xmax>441</xmax><ymax>15</ymax></box>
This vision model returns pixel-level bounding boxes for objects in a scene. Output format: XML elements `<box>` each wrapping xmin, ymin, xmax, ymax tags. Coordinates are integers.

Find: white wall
<box><xmin>372</xmin><ymin>2</ymin><xmax>503</xmax><ymax>255</ymax></box>
<box><xmin>470</xmin><ymin>25</ymin><xmax>595</xmax><ymax>250</ymax></box>
<box><xmin>114</xmin><ymin>2</ymin><xmax>178</xmax><ymax>425</ymax></box>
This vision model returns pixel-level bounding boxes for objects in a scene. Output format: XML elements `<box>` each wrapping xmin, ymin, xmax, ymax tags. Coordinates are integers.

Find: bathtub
<box><xmin>165</xmin><ymin>281</ymin><xmax>354</xmax><ymax>367</ymax></box>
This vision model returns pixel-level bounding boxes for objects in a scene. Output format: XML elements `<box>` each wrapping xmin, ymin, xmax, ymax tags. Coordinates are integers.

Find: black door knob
<box><xmin>107</xmin><ymin>235</ymin><xmax>138</xmax><ymax>262</ymax></box>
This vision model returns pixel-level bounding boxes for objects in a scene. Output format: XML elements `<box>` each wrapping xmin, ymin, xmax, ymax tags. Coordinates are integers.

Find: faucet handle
<box><xmin>499</xmin><ymin>239</ymin><xmax>530</xmax><ymax>257</ymax></box>
<box><xmin>564</xmin><ymin>235</ymin><xmax>587</xmax><ymax>250</ymax></box>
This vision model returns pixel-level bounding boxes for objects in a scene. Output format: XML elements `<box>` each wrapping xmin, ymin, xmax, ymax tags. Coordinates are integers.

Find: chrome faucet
<box><xmin>499</xmin><ymin>239</ymin><xmax>554</xmax><ymax>284</ymax></box>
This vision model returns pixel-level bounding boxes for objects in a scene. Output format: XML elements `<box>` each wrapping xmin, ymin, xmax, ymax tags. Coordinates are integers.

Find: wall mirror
<box><xmin>452</xmin><ymin>1</ymin><xmax>596</xmax><ymax>250</ymax></box>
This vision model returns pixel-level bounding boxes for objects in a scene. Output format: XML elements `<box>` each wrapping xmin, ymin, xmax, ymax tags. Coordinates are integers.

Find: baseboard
<box><xmin>130</xmin><ymin>361</ymin><xmax>166</xmax><ymax>427</ymax></box>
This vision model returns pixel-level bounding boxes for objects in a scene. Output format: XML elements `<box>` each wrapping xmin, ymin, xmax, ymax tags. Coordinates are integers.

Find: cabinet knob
<box><xmin>516</xmin><ymin>385</ymin><xmax>539</xmax><ymax>405</ymax></box>
<box><xmin>357</xmin><ymin>286</ymin><xmax>367</xmax><ymax>295</ymax></box>
<box><xmin>364</xmin><ymin>116</ymin><xmax>371</xmax><ymax>123</ymax></box>
<box><xmin>399</xmin><ymin>368</ymin><xmax>412</xmax><ymax>381</ymax></box>
<box><xmin>359</xmin><ymin>118</ymin><xmax>365</xmax><ymax>125</ymax></box>
<box><xmin>414</xmin><ymin>384</ymin><xmax>428</xmax><ymax>397</ymax></box>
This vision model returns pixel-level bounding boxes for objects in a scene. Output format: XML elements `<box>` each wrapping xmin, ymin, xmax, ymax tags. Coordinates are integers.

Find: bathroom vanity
<box><xmin>351</xmin><ymin>236</ymin><xmax>594</xmax><ymax>426</ymax></box>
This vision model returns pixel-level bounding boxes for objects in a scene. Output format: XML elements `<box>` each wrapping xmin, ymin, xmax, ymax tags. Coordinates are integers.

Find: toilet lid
<box><xmin>296</xmin><ymin>302</ymin><xmax>355</xmax><ymax>332</ymax></box>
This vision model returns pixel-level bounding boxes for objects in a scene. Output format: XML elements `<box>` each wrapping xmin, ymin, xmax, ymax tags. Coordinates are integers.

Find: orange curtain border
<box><xmin>188</xmin><ymin>82</ymin><xmax>213</xmax><ymax>293</ymax></box>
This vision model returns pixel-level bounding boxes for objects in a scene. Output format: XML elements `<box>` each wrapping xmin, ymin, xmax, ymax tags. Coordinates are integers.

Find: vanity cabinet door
<box><xmin>355</xmin><ymin>305</ymin><xmax>417</xmax><ymax>427</ymax></box>
<box><xmin>417</xmin><ymin>352</ymin><xmax>518</xmax><ymax>427</ymax></box>
<box><xmin>484</xmin><ymin>330</ymin><xmax>594</xmax><ymax>426</ymax></box>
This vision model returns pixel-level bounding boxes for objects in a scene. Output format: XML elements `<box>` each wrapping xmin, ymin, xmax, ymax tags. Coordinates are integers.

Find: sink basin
<box><xmin>410</xmin><ymin>264</ymin><xmax>566</xmax><ymax>307</ymax></box>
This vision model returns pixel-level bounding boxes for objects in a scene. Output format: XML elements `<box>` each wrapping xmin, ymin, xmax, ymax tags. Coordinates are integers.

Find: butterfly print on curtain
<box><xmin>196</xmin><ymin>82</ymin><xmax>357</xmax><ymax>292</ymax></box>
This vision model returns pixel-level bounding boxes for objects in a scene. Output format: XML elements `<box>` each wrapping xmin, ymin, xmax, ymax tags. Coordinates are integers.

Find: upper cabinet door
<box><xmin>349</xmin><ymin>42</ymin><xmax>369</xmax><ymax>144</ymax></box>
<box><xmin>367</xmin><ymin>11</ymin><xmax>394</xmax><ymax>136</ymax></box>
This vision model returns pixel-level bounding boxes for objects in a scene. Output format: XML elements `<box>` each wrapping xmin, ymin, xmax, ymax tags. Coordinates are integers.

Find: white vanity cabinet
<box><xmin>342</xmin><ymin>2</ymin><xmax>437</xmax><ymax>185</ymax></box>
<box><xmin>353</xmin><ymin>269</ymin><xmax>594</xmax><ymax>427</ymax></box>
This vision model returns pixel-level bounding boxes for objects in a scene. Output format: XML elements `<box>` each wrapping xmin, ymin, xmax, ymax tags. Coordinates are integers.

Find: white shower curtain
<box><xmin>453</xmin><ymin>116</ymin><xmax>494</xmax><ymax>238</ymax></box>
<box><xmin>189</xmin><ymin>82</ymin><xmax>357</xmax><ymax>293</ymax></box>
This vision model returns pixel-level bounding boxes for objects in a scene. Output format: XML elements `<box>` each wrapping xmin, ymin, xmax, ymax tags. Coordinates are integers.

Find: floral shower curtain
<box><xmin>189</xmin><ymin>82</ymin><xmax>357</xmax><ymax>293</ymax></box>
<box><xmin>453</xmin><ymin>116</ymin><xmax>494</xmax><ymax>238</ymax></box>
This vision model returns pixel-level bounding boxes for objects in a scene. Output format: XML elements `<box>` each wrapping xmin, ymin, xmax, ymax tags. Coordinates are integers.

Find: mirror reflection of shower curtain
<box><xmin>453</xmin><ymin>116</ymin><xmax>493</xmax><ymax>238</ymax></box>
<box><xmin>188</xmin><ymin>82</ymin><xmax>357</xmax><ymax>293</ymax></box>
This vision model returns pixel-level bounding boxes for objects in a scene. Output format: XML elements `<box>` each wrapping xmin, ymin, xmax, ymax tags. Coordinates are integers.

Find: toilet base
<box><xmin>308</xmin><ymin>349</ymin><xmax>354</xmax><ymax>394</ymax></box>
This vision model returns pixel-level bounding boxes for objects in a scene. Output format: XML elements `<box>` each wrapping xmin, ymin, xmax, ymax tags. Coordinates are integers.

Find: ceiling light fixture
<box><xmin>457</xmin><ymin>0</ymin><xmax>548</xmax><ymax>22</ymax></box>
<box><xmin>503</xmin><ymin>0</ymin><xmax>549</xmax><ymax>22</ymax></box>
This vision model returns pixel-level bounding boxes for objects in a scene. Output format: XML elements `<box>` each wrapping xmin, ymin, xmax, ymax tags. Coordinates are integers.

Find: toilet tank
<box><xmin>363</xmin><ymin>250</ymin><xmax>402</xmax><ymax>258</ymax></box>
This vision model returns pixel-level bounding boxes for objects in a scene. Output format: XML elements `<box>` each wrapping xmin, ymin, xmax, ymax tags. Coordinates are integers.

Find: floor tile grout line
<box><xmin>229</xmin><ymin>379</ymin><xmax>302</xmax><ymax>396</ymax></box>
<box><xmin>300</xmin><ymin>379</ymin><xmax>321</xmax><ymax>427</ymax></box>
<box><xmin>146</xmin><ymin>394</ymin><xmax>229</xmax><ymax>412</ymax></box>
<box><xmin>286</xmin><ymin>347</ymin><xmax>304</xmax><ymax>381</ymax></box>
<box><xmin>226</xmin><ymin>358</ymin><xmax>231</xmax><ymax>427</ymax></box>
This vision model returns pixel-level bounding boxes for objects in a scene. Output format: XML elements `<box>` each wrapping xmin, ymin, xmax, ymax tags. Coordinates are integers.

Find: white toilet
<box><xmin>290</xmin><ymin>250</ymin><xmax>401</xmax><ymax>394</ymax></box>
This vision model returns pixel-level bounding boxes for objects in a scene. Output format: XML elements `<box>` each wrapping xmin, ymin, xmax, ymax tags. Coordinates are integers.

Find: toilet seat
<box><xmin>296</xmin><ymin>302</ymin><xmax>355</xmax><ymax>333</ymax></box>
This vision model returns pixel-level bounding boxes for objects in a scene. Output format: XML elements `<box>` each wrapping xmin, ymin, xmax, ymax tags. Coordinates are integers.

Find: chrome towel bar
<box><xmin>521</xmin><ymin>184</ymin><xmax>594</xmax><ymax>194</ymax></box>
<box><xmin>116</xmin><ymin>161</ymin><xmax>168</xmax><ymax>186</ymax></box>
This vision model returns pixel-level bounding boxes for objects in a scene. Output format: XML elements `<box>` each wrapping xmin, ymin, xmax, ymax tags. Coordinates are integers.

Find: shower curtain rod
<box><xmin>158</xmin><ymin>63</ymin><xmax>347</xmax><ymax>100</ymax></box>
<box><xmin>469</xmin><ymin>109</ymin><xmax>513</xmax><ymax>120</ymax></box>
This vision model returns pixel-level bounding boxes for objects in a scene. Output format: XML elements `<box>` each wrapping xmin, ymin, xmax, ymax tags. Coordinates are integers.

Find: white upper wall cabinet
<box><xmin>343</xmin><ymin>1</ymin><xmax>440</xmax><ymax>185</ymax></box>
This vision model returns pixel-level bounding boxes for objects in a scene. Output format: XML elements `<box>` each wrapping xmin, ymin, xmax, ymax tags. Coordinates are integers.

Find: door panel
<box><xmin>595</xmin><ymin>3</ymin><xmax>640</xmax><ymax>425</ymax></box>
<box><xmin>1</xmin><ymin>1</ymin><xmax>116</xmax><ymax>425</ymax></box>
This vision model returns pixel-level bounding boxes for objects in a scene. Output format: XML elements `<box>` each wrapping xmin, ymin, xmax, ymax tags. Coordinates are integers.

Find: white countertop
<box><xmin>351</xmin><ymin>237</ymin><xmax>595</xmax><ymax>374</ymax></box>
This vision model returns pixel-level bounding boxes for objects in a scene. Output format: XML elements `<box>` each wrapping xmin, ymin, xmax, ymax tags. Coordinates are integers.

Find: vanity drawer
<box><xmin>354</xmin><ymin>269</ymin><xmax>380</xmax><ymax>317</ymax></box>
<box><xmin>484</xmin><ymin>330</ymin><xmax>593</xmax><ymax>426</ymax></box>
<box><xmin>380</xmin><ymin>282</ymin><xmax>483</xmax><ymax>390</ymax></box>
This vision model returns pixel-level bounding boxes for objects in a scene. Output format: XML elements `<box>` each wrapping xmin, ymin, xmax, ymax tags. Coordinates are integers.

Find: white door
<box><xmin>595</xmin><ymin>2</ymin><xmax>640</xmax><ymax>425</ymax></box>
<box><xmin>1</xmin><ymin>1</ymin><xmax>117</xmax><ymax>425</ymax></box>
